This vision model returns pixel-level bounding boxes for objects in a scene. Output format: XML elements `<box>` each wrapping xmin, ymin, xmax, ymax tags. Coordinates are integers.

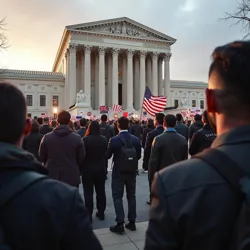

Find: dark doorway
<box><xmin>118</xmin><ymin>83</ymin><xmax>122</xmax><ymax>105</ymax></box>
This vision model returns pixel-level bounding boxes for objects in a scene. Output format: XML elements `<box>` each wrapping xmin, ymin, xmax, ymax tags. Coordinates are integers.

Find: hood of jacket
<box><xmin>194</xmin><ymin>121</ymin><xmax>204</xmax><ymax>129</ymax></box>
<box><xmin>53</xmin><ymin>125</ymin><xmax>74</xmax><ymax>137</ymax></box>
<box><xmin>0</xmin><ymin>142</ymin><xmax>48</xmax><ymax>174</ymax></box>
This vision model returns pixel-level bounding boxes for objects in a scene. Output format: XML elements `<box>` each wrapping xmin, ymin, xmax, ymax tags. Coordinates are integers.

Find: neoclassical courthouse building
<box><xmin>0</xmin><ymin>17</ymin><xmax>207</xmax><ymax>117</ymax></box>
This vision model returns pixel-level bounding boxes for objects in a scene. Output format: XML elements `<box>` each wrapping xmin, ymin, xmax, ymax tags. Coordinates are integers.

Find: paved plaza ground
<box><xmin>79</xmin><ymin>158</ymin><xmax>149</xmax><ymax>249</ymax></box>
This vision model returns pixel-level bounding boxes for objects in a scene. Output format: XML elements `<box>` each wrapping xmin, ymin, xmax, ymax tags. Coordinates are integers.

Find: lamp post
<box><xmin>53</xmin><ymin>107</ymin><xmax>58</xmax><ymax>119</ymax></box>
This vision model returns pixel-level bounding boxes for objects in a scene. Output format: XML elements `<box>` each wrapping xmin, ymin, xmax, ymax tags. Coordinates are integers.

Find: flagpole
<box><xmin>140</xmin><ymin>87</ymin><xmax>146</xmax><ymax>122</ymax></box>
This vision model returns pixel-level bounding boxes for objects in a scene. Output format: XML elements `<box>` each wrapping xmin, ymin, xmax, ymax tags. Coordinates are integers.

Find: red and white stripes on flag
<box><xmin>112</xmin><ymin>104</ymin><xmax>122</xmax><ymax>113</ymax></box>
<box><xmin>143</xmin><ymin>87</ymin><xmax>167</xmax><ymax>116</ymax></box>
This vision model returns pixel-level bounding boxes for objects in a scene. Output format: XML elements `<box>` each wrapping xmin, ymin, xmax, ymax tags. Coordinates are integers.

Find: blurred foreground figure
<box><xmin>0</xmin><ymin>81</ymin><xmax>102</xmax><ymax>250</ymax></box>
<box><xmin>145</xmin><ymin>41</ymin><xmax>250</xmax><ymax>250</ymax></box>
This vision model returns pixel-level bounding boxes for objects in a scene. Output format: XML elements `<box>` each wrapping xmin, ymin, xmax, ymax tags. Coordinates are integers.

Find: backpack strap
<box><xmin>193</xmin><ymin>148</ymin><xmax>246</xmax><ymax>196</ymax></box>
<box><xmin>118</xmin><ymin>134</ymin><xmax>133</xmax><ymax>147</ymax></box>
<box><xmin>0</xmin><ymin>171</ymin><xmax>47</xmax><ymax>207</ymax></box>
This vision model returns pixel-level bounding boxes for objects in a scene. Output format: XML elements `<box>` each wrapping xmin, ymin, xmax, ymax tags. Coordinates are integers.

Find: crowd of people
<box><xmin>1</xmin><ymin>40</ymin><xmax>250</xmax><ymax>250</ymax></box>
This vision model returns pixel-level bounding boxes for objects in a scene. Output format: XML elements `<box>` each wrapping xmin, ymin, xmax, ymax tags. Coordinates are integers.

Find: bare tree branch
<box><xmin>221</xmin><ymin>0</ymin><xmax>250</xmax><ymax>38</ymax></box>
<box><xmin>0</xmin><ymin>18</ymin><xmax>8</xmax><ymax>50</ymax></box>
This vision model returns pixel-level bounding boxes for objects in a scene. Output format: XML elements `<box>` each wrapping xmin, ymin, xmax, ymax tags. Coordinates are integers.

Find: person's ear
<box><xmin>24</xmin><ymin>118</ymin><xmax>31</xmax><ymax>136</ymax></box>
<box><xmin>206</xmin><ymin>88</ymin><xmax>217</xmax><ymax>113</ymax></box>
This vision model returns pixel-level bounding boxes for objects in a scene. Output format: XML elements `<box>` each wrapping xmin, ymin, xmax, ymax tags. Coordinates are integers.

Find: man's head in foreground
<box><xmin>206</xmin><ymin>41</ymin><xmax>250</xmax><ymax>135</ymax></box>
<box><xmin>0</xmin><ymin>81</ymin><xmax>31</xmax><ymax>146</ymax></box>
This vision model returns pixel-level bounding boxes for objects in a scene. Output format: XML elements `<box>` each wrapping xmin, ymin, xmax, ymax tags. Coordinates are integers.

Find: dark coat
<box><xmin>39</xmin><ymin>125</ymin><xmax>53</xmax><ymax>135</ymax></box>
<box><xmin>148</xmin><ymin>130</ymin><xmax>188</xmax><ymax>182</ymax></box>
<box><xmin>39</xmin><ymin>125</ymin><xmax>86</xmax><ymax>186</ymax></box>
<box><xmin>175</xmin><ymin>121</ymin><xmax>189</xmax><ymax>140</ymax></box>
<box><xmin>22</xmin><ymin>132</ymin><xmax>43</xmax><ymax>161</ymax></box>
<box><xmin>189</xmin><ymin>124</ymin><xmax>217</xmax><ymax>156</ymax></box>
<box><xmin>129</xmin><ymin>124</ymin><xmax>143</xmax><ymax>140</ymax></box>
<box><xmin>145</xmin><ymin>125</ymin><xmax>250</xmax><ymax>250</ymax></box>
<box><xmin>142</xmin><ymin>127</ymin><xmax>154</xmax><ymax>149</ymax></box>
<box><xmin>189</xmin><ymin>121</ymin><xmax>204</xmax><ymax>140</ymax></box>
<box><xmin>77</xmin><ymin>127</ymin><xmax>87</xmax><ymax>138</ymax></box>
<box><xmin>143</xmin><ymin>126</ymin><xmax>164</xmax><ymax>171</ymax></box>
<box><xmin>106</xmin><ymin>131</ymin><xmax>141</xmax><ymax>177</ymax></box>
<box><xmin>0</xmin><ymin>143</ymin><xmax>102</xmax><ymax>250</ymax></box>
<box><xmin>82</xmin><ymin>135</ymin><xmax>108</xmax><ymax>177</ymax></box>
<box><xmin>100</xmin><ymin>122</ymin><xmax>114</xmax><ymax>140</ymax></box>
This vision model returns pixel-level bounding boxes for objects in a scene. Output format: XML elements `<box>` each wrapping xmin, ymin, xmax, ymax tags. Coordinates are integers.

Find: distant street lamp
<box><xmin>53</xmin><ymin>107</ymin><xmax>58</xmax><ymax>119</ymax></box>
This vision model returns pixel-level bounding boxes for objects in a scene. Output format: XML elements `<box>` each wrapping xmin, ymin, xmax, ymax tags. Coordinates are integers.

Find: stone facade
<box><xmin>0</xmin><ymin>17</ymin><xmax>208</xmax><ymax>118</ymax></box>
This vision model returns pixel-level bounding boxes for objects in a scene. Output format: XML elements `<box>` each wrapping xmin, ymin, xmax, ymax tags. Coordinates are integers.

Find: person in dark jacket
<box><xmin>189</xmin><ymin>110</ymin><xmax>216</xmax><ymax>156</ymax></box>
<box><xmin>175</xmin><ymin>113</ymin><xmax>188</xmax><ymax>140</ymax></box>
<box><xmin>143</xmin><ymin>113</ymin><xmax>165</xmax><ymax>205</ymax></box>
<box><xmin>148</xmin><ymin>114</ymin><xmax>188</xmax><ymax>184</ymax></box>
<box><xmin>39</xmin><ymin>110</ymin><xmax>86</xmax><ymax>187</ymax></box>
<box><xmin>77</xmin><ymin>118</ymin><xmax>87</xmax><ymax>138</ymax></box>
<box><xmin>106</xmin><ymin>117</ymin><xmax>141</xmax><ymax>234</ymax></box>
<box><xmin>39</xmin><ymin>117</ymin><xmax>53</xmax><ymax>135</ymax></box>
<box><xmin>23</xmin><ymin>120</ymin><xmax>43</xmax><ymax>161</ymax></box>
<box><xmin>130</xmin><ymin>120</ymin><xmax>143</xmax><ymax>141</ymax></box>
<box><xmin>82</xmin><ymin>121</ymin><xmax>108</xmax><ymax>222</ymax></box>
<box><xmin>189</xmin><ymin>114</ymin><xmax>203</xmax><ymax>141</ymax></box>
<box><xmin>145</xmin><ymin>40</ymin><xmax>250</xmax><ymax>250</ymax></box>
<box><xmin>0</xmin><ymin>81</ymin><xmax>102</xmax><ymax>250</ymax></box>
<box><xmin>142</xmin><ymin>119</ymin><xmax>154</xmax><ymax>149</ymax></box>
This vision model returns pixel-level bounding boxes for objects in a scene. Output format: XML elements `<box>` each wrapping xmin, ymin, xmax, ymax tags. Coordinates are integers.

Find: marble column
<box><xmin>146</xmin><ymin>55</ymin><xmax>152</xmax><ymax>89</ymax></box>
<box><xmin>164</xmin><ymin>53</ymin><xmax>172</xmax><ymax>106</ymax></box>
<box><xmin>126</xmin><ymin>49</ymin><xmax>134</xmax><ymax>110</ymax></box>
<box><xmin>98</xmin><ymin>47</ymin><xmax>106</xmax><ymax>107</ymax></box>
<box><xmin>107</xmin><ymin>52</ymin><xmax>112</xmax><ymax>108</ymax></box>
<box><xmin>152</xmin><ymin>52</ymin><xmax>158</xmax><ymax>95</ymax></box>
<box><xmin>134</xmin><ymin>55</ymin><xmax>140</xmax><ymax>110</ymax></box>
<box><xmin>158</xmin><ymin>57</ymin><xmax>163</xmax><ymax>96</ymax></box>
<box><xmin>84</xmin><ymin>45</ymin><xmax>91</xmax><ymax>108</ymax></box>
<box><xmin>139</xmin><ymin>51</ymin><xmax>146</xmax><ymax>108</ymax></box>
<box><xmin>112</xmin><ymin>48</ymin><xmax>119</xmax><ymax>106</ymax></box>
<box><xmin>95</xmin><ymin>52</ymin><xmax>99</xmax><ymax>109</ymax></box>
<box><xmin>64</xmin><ymin>50</ymin><xmax>69</xmax><ymax>108</ymax></box>
<box><xmin>80</xmin><ymin>48</ymin><xmax>85</xmax><ymax>92</ymax></box>
<box><xmin>69</xmin><ymin>44</ymin><xmax>77</xmax><ymax>107</ymax></box>
<box><xmin>122</xmin><ymin>54</ymin><xmax>127</xmax><ymax>109</ymax></box>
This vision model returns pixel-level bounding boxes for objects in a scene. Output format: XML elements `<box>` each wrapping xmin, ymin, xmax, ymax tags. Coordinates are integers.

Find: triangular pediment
<box><xmin>66</xmin><ymin>17</ymin><xmax>176</xmax><ymax>44</ymax></box>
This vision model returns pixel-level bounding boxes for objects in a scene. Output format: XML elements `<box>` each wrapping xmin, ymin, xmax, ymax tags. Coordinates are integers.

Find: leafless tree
<box><xmin>0</xmin><ymin>18</ymin><xmax>8</xmax><ymax>50</ymax></box>
<box><xmin>222</xmin><ymin>0</ymin><xmax>250</xmax><ymax>38</ymax></box>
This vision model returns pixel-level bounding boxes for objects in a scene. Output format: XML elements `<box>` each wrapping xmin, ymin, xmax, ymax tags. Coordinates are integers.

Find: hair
<box><xmin>202</xmin><ymin>110</ymin><xmax>209</xmax><ymax>124</ymax></box>
<box><xmin>164</xmin><ymin>114</ymin><xmax>177</xmax><ymax>128</ymax></box>
<box><xmin>155</xmin><ymin>113</ymin><xmax>165</xmax><ymax>125</ymax></box>
<box><xmin>101</xmin><ymin>114</ymin><xmax>108</xmax><ymax>122</ymax></box>
<box><xmin>118</xmin><ymin>116</ymin><xmax>129</xmax><ymax>130</ymax></box>
<box><xmin>85</xmin><ymin>120</ymin><xmax>101</xmax><ymax>136</ymax></box>
<box><xmin>176</xmin><ymin>113</ymin><xmax>183</xmax><ymax>122</ymax></box>
<box><xmin>37</xmin><ymin>117</ymin><xmax>43</xmax><ymax>125</ymax></box>
<box><xmin>141</xmin><ymin>120</ymin><xmax>145</xmax><ymax>125</ymax></box>
<box><xmin>194</xmin><ymin>114</ymin><xmax>202</xmax><ymax>121</ymax></box>
<box><xmin>57</xmin><ymin>110</ymin><xmax>71</xmax><ymax>125</ymax></box>
<box><xmin>33</xmin><ymin>116</ymin><xmax>38</xmax><ymax>120</ymax></box>
<box><xmin>0</xmin><ymin>82</ymin><xmax>27</xmax><ymax>144</ymax></box>
<box><xmin>51</xmin><ymin>120</ymin><xmax>57</xmax><ymax>128</ymax></box>
<box><xmin>209</xmin><ymin>41</ymin><xmax>250</xmax><ymax>116</ymax></box>
<box><xmin>31</xmin><ymin>120</ymin><xmax>40</xmax><ymax>133</ymax></box>
<box><xmin>79</xmin><ymin>118</ymin><xmax>87</xmax><ymax>127</ymax></box>
<box><xmin>43</xmin><ymin>117</ymin><xmax>49</xmax><ymax>123</ymax></box>
<box><xmin>147</xmin><ymin>119</ymin><xmax>154</xmax><ymax>129</ymax></box>
<box><xmin>68</xmin><ymin>120</ymin><xmax>75</xmax><ymax>131</ymax></box>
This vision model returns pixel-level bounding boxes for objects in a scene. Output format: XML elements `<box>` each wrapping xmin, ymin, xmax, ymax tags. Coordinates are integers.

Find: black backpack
<box><xmin>193</xmin><ymin>148</ymin><xmax>250</xmax><ymax>250</ymax></box>
<box><xmin>117</xmin><ymin>135</ymin><xmax>138</xmax><ymax>173</ymax></box>
<box><xmin>0</xmin><ymin>172</ymin><xmax>47</xmax><ymax>249</ymax></box>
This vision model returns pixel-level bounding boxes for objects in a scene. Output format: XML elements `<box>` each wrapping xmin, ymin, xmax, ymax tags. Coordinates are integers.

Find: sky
<box><xmin>0</xmin><ymin>0</ymin><xmax>244</xmax><ymax>82</ymax></box>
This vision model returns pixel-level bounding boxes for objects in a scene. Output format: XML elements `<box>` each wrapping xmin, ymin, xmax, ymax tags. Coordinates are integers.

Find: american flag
<box><xmin>142</xmin><ymin>87</ymin><xmax>167</xmax><ymax>116</ymax></box>
<box><xmin>112</xmin><ymin>104</ymin><xmax>122</xmax><ymax>113</ymax></box>
<box><xmin>99</xmin><ymin>105</ymin><xmax>109</xmax><ymax>114</ymax></box>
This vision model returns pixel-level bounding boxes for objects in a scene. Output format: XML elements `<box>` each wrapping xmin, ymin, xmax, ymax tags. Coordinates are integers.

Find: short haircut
<box><xmin>85</xmin><ymin>120</ymin><xmax>100</xmax><ymax>136</ymax></box>
<box><xmin>0</xmin><ymin>82</ymin><xmax>27</xmax><ymax>144</ymax></box>
<box><xmin>118</xmin><ymin>116</ymin><xmax>129</xmax><ymax>130</ymax></box>
<box><xmin>31</xmin><ymin>120</ymin><xmax>39</xmax><ymax>133</ymax></box>
<box><xmin>147</xmin><ymin>119</ymin><xmax>154</xmax><ymax>129</ymax></box>
<box><xmin>209</xmin><ymin>41</ymin><xmax>250</xmax><ymax>116</ymax></box>
<box><xmin>51</xmin><ymin>120</ymin><xmax>57</xmax><ymax>128</ymax></box>
<box><xmin>155</xmin><ymin>113</ymin><xmax>165</xmax><ymax>125</ymax></box>
<box><xmin>101</xmin><ymin>114</ymin><xmax>108</xmax><ymax>122</ymax></box>
<box><xmin>57</xmin><ymin>110</ymin><xmax>71</xmax><ymax>125</ymax></box>
<box><xmin>194</xmin><ymin>114</ymin><xmax>202</xmax><ymax>121</ymax></box>
<box><xmin>176</xmin><ymin>113</ymin><xmax>183</xmax><ymax>122</ymax></box>
<box><xmin>37</xmin><ymin>117</ymin><xmax>43</xmax><ymax>125</ymax></box>
<box><xmin>79</xmin><ymin>118</ymin><xmax>87</xmax><ymax>127</ymax></box>
<box><xmin>44</xmin><ymin>117</ymin><xmax>49</xmax><ymax>123</ymax></box>
<box><xmin>164</xmin><ymin>114</ymin><xmax>177</xmax><ymax>128</ymax></box>
<box><xmin>202</xmin><ymin>110</ymin><xmax>209</xmax><ymax>124</ymax></box>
